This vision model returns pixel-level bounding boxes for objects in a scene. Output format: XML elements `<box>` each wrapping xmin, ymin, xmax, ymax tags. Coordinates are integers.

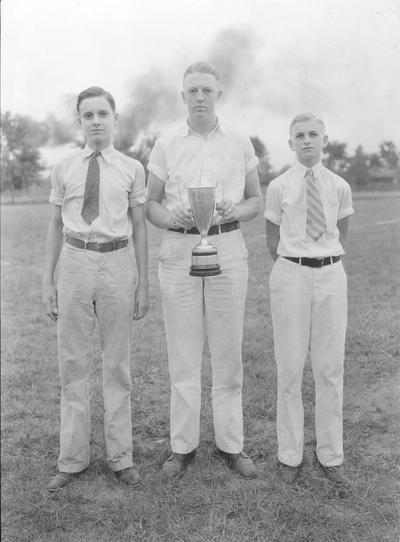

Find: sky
<box><xmin>2</xmin><ymin>0</ymin><xmax>400</xmax><ymax>168</ymax></box>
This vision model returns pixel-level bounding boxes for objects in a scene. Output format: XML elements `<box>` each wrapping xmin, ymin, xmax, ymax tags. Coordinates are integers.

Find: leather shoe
<box><xmin>114</xmin><ymin>466</ymin><xmax>142</xmax><ymax>486</ymax></box>
<box><xmin>162</xmin><ymin>450</ymin><xmax>196</xmax><ymax>478</ymax></box>
<box><xmin>317</xmin><ymin>461</ymin><xmax>351</xmax><ymax>487</ymax></box>
<box><xmin>47</xmin><ymin>471</ymin><xmax>77</xmax><ymax>491</ymax></box>
<box><xmin>217</xmin><ymin>450</ymin><xmax>257</xmax><ymax>479</ymax></box>
<box><xmin>277</xmin><ymin>461</ymin><xmax>300</xmax><ymax>483</ymax></box>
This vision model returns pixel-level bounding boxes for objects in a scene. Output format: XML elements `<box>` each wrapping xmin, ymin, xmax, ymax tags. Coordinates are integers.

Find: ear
<box><xmin>216</xmin><ymin>89</ymin><xmax>223</xmax><ymax>102</ymax></box>
<box><xmin>77</xmin><ymin>114</ymin><xmax>82</xmax><ymax>126</ymax></box>
<box><xmin>114</xmin><ymin>112</ymin><xmax>119</xmax><ymax>124</ymax></box>
<box><xmin>322</xmin><ymin>134</ymin><xmax>328</xmax><ymax>149</ymax></box>
<box><xmin>181</xmin><ymin>90</ymin><xmax>187</xmax><ymax>105</ymax></box>
<box><xmin>288</xmin><ymin>138</ymin><xmax>294</xmax><ymax>151</ymax></box>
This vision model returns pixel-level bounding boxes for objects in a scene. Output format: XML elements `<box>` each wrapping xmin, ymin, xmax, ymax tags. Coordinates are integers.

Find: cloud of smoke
<box><xmin>207</xmin><ymin>27</ymin><xmax>259</xmax><ymax>94</ymax></box>
<box><xmin>117</xmin><ymin>68</ymin><xmax>181</xmax><ymax>149</ymax></box>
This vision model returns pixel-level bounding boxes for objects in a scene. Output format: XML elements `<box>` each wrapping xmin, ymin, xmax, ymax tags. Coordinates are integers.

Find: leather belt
<box><xmin>169</xmin><ymin>220</ymin><xmax>240</xmax><ymax>235</ymax></box>
<box><xmin>66</xmin><ymin>236</ymin><xmax>129</xmax><ymax>252</ymax></box>
<box><xmin>284</xmin><ymin>256</ymin><xmax>341</xmax><ymax>268</ymax></box>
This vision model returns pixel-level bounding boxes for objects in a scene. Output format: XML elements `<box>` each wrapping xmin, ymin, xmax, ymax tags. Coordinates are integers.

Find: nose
<box><xmin>93</xmin><ymin>115</ymin><xmax>101</xmax><ymax>125</ymax></box>
<box><xmin>195</xmin><ymin>90</ymin><xmax>205</xmax><ymax>101</ymax></box>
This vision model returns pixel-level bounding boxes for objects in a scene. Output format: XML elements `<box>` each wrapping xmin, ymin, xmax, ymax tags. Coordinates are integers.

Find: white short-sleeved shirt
<box><xmin>264</xmin><ymin>161</ymin><xmax>354</xmax><ymax>258</ymax></box>
<box><xmin>50</xmin><ymin>144</ymin><xmax>147</xmax><ymax>242</ymax></box>
<box><xmin>147</xmin><ymin>121</ymin><xmax>259</xmax><ymax>216</ymax></box>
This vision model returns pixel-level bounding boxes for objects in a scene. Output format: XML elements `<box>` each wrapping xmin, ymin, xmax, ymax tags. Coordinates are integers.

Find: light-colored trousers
<box><xmin>269</xmin><ymin>256</ymin><xmax>347</xmax><ymax>467</ymax></box>
<box><xmin>56</xmin><ymin>244</ymin><xmax>136</xmax><ymax>473</ymax></box>
<box><xmin>159</xmin><ymin>229</ymin><xmax>249</xmax><ymax>454</ymax></box>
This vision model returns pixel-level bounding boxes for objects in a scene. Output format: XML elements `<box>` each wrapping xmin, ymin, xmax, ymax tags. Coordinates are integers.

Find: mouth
<box><xmin>91</xmin><ymin>130</ymin><xmax>103</xmax><ymax>134</ymax></box>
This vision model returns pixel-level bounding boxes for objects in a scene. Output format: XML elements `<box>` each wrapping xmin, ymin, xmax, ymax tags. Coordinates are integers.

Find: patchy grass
<box><xmin>1</xmin><ymin>194</ymin><xmax>400</xmax><ymax>541</ymax></box>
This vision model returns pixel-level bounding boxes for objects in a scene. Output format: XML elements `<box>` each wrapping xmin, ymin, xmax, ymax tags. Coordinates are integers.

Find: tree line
<box><xmin>1</xmin><ymin>112</ymin><xmax>399</xmax><ymax>193</ymax></box>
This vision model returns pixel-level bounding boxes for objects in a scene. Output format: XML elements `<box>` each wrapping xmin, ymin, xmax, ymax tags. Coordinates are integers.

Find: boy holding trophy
<box><xmin>146</xmin><ymin>62</ymin><xmax>262</xmax><ymax>478</ymax></box>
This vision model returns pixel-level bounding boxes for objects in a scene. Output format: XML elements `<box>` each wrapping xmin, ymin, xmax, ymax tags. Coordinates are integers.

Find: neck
<box><xmin>300</xmin><ymin>157</ymin><xmax>319</xmax><ymax>168</ymax></box>
<box><xmin>88</xmin><ymin>140</ymin><xmax>112</xmax><ymax>152</ymax></box>
<box><xmin>188</xmin><ymin>116</ymin><xmax>217</xmax><ymax>136</ymax></box>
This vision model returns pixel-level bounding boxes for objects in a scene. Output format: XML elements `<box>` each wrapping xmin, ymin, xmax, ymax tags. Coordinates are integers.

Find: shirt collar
<box><xmin>82</xmin><ymin>143</ymin><xmax>115</xmax><ymax>163</ymax></box>
<box><xmin>294</xmin><ymin>160</ymin><xmax>323</xmax><ymax>178</ymax></box>
<box><xmin>180</xmin><ymin>118</ymin><xmax>223</xmax><ymax>138</ymax></box>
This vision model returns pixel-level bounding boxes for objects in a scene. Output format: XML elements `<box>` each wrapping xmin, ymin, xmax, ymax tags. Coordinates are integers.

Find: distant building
<box><xmin>369</xmin><ymin>167</ymin><xmax>400</xmax><ymax>188</ymax></box>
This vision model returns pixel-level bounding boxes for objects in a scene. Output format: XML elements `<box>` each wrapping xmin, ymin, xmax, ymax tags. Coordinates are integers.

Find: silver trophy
<box><xmin>186</xmin><ymin>186</ymin><xmax>221</xmax><ymax>277</ymax></box>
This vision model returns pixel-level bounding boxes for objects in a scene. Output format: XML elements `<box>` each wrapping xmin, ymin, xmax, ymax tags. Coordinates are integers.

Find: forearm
<box><xmin>43</xmin><ymin>220</ymin><xmax>64</xmax><ymax>286</ymax></box>
<box><xmin>146</xmin><ymin>200</ymin><xmax>176</xmax><ymax>230</ymax></box>
<box><xmin>266</xmin><ymin>220</ymin><xmax>280</xmax><ymax>261</ymax></box>
<box><xmin>132</xmin><ymin>225</ymin><xmax>149</xmax><ymax>286</ymax></box>
<box><xmin>337</xmin><ymin>217</ymin><xmax>350</xmax><ymax>252</ymax></box>
<box><xmin>235</xmin><ymin>195</ymin><xmax>263</xmax><ymax>222</ymax></box>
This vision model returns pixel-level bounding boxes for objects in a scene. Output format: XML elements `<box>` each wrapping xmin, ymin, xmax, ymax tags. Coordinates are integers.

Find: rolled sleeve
<box><xmin>264</xmin><ymin>180</ymin><xmax>282</xmax><ymax>225</ymax></box>
<box><xmin>129</xmin><ymin>162</ymin><xmax>148</xmax><ymax>207</ymax></box>
<box><xmin>148</xmin><ymin>139</ymin><xmax>168</xmax><ymax>182</ymax></box>
<box><xmin>49</xmin><ymin>163</ymin><xmax>64</xmax><ymax>205</ymax></box>
<box><xmin>337</xmin><ymin>182</ymin><xmax>355</xmax><ymax>220</ymax></box>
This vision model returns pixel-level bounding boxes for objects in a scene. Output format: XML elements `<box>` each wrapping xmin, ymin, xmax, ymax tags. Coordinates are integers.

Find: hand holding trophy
<box><xmin>183</xmin><ymin>184</ymin><xmax>222</xmax><ymax>277</ymax></box>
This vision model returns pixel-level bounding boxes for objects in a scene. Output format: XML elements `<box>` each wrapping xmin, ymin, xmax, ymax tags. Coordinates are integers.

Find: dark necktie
<box><xmin>305</xmin><ymin>168</ymin><xmax>326</xmax><ymax>241</ymax></box>
<box><xmin>81</xmin><ymin>151</ymin><xmax>101</xmax><ymax>224</ymax></box>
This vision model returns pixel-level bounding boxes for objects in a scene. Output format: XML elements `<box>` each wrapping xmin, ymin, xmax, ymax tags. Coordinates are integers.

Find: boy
<box><xmin>146</xmin><ymin>62</ymin><xmax>262</xmax><ymax>479</ymax></box>
<box><xmin>42</xmin><ymin>86</ymin><xmax>149</xmax><ymax>490</ymax></box>
<box><xmin>265</xmin><ymin>113</ymin><xmax>354</xmax><ymax>485</ymax></box>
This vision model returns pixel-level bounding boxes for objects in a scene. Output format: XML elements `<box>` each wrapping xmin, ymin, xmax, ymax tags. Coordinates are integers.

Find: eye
<box><xmin>83</xmin><ymin>113</ymin><xmax>92</xmax><ymax>119</ymax></box>
<box><xmin>99</xmin><ymin>111</ymin><xmax>109</xmax><ymax>117</ymax></box>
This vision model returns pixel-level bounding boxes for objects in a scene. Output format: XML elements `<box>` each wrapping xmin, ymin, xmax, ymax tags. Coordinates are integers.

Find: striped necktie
<box><xmin>305</xmin><ymin>168</ymin><xmax>326</xmax><ymax>241</ymax></box>
<box><xmin>81</xmin><ymin>151</ymin><xmax>101</xmax><ymax>224</ymax></box>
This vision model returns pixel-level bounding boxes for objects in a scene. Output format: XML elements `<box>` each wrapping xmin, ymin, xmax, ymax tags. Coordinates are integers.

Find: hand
<box><xmin>133</xmin><ymin>282</ymin><xmax>149</xmax><ymax>320</ymax></box>
<box><xmin>216</xmin><ymin>198</ymin><xmax>239</xmax><ymax>223</ymax></box>
<box><xmin>42</xmin><ymin>282</ymin><xmax>58</xmax><ymax>322</ymax></box>
<box><xmin>170</xmin><ymin>204</ymin><xmax>195</xmax><ymax>230</ymax></box>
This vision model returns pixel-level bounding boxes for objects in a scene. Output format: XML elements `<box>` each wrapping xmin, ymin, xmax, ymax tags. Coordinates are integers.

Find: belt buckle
<box><xmin>319</xmin><ymin>258</ymin><xmax>324</xmax><ymax>267</ymax></box>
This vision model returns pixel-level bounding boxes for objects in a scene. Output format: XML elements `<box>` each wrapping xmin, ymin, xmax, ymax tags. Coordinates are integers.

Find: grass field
<box><xmin>1</xmin><ymin>194</ymin><xmax>400</xmax><ymax>541</ymax></box>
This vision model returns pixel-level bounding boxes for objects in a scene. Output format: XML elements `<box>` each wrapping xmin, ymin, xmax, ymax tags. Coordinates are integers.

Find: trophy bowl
<box><xmin>186</xmin><ymin>186</ymin><xmax>221</xmax><ymax>277</ymax></box>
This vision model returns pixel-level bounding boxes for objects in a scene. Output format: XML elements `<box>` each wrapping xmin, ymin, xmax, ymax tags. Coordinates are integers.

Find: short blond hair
<box><xmin>183</xmin><ymin>62</ymin><xmax>220</xmax><ymax>83</ymax></box>
<box><xmin>289</xmin><ymin>113</ymin><xmax>325</xmax><ymax>134</ymax></box>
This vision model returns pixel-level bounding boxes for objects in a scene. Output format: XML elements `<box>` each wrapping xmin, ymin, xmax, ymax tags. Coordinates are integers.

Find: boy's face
<box><xmin>181</xmin><ymin>72</ymin><xmax>222</xmax><ymax>124</ymax></box>
<box><xmin>289</xmin><ymin>119</ymin><xmax>328</xmax><ymax>166</ymax></box>
<box><xmin>78</xmin><ymin>96</ymin><xmax>118</xmax><ymax>150</ymax></box>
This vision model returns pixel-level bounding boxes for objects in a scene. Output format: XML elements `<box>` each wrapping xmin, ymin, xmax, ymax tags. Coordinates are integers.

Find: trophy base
<box><xmin>190</xmin><ymin>248</ymin><xmax>221</xmax><ymax>277</ymax></box>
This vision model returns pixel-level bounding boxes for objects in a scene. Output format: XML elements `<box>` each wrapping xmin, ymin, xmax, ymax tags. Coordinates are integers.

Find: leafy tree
<box><xmin>323</xmin><ymin>141</ymin><xmax>348</xmax><ymax>173</ymax></box>
<box><xmin>45</xmin><ymin>112</ymin><xmax>78</xmax><ymax>146</ymax></box>
<box><xmin>1</xmin><ymin>112</ymin><xmax>44</xmax><ymax>192</ymax></box>
<box><xmin>346</xmin><ymin>145</ymin><xmax>371</xmax><ymax>187</ymax></box>
<box><xmin>369</xmin><ymin>153</ymin><xmax>382</xmax><ymax>168</ymax></box>
<box><xmin>379</xmin><ymin>140</ymin><xmax>399</xmax><ymax>169</ymax></box>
